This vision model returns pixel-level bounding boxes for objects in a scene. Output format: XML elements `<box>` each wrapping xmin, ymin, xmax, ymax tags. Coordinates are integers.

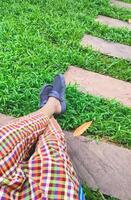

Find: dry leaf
<box><xmin>73</xmin><ymin>121</ymin><xmax>92</xmax><ymax>137</ymax></box>
<box><xmin>128</xmin><ymin>19</ymin><xmax>131</xmax><ymax>24</ymax></box>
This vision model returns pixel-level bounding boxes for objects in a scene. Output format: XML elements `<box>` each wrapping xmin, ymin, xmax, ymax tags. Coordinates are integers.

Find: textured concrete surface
<box><xmin>81</xmin><ymin>34</ymin><xmax>131</xmax><ymax>60</ymax></box>
<box><xmin>111</xmin><ymin>0</ymin><xmax>131</xmax><ymax>9</ymax></box>
<box><xmin>0</xmin><ymin>113</ymin><xmax>15</xmax><ymax>127</ymax></box>
<box><xmin>65</xmin><ymin>131</ymin><xmax>131</xmax><ymax>200</ymax></box>
<box><xmin>64</xmin><ymin>66</ymin><xmax>131</xmax><ymax>107</ymax></box>
<box><xmin>96</xmin><ymin>15</ymin><xmax>131</xmax><ymax>30</ymax></box>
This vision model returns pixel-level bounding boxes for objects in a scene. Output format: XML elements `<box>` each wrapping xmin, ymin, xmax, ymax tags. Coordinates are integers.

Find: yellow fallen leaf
<box><xmin>73</xmin><ymin>121</ymin><xmax>92</xmax><ymax>137</ymax></box>
<box><xmin>128</xmin><ymin>19</ymin><xmax>131</xmax><ymax>24</ymax></box>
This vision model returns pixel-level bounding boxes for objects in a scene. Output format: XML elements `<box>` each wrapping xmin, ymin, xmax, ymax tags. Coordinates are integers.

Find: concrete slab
<box><xmin>81</xmin><ymin>34</ymin><xmax>131</xmax><ymax>60</ymax></box>
<box><xmin>96</xmin><ymin>15</ymin><xmax>131</xmax><ymax>30</ymax></box>
<box><xmin>65</xmin><ymin>131</ymin><xmax>131</xmax><ymax>200</ymax></box>
<box><xmin>0</xmin><ymin>113</ymin><xmax>15</xmax><ymax>127</ymax></box>
<box><xmin>111</xmin><ymin>0</ymin><xmax>131</xmax><ymax>9</ymax></box>
<box><xmin>64</xmin><ymin>66</ymin><xmax>131</xmax><ymax>107</ymax></box>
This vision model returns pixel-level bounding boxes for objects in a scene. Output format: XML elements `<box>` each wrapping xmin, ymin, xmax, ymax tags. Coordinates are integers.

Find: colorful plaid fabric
<box><xmin>0</xmin><ymin>111</ymin><xmax>79</xmax><ymax>199</ymax></box>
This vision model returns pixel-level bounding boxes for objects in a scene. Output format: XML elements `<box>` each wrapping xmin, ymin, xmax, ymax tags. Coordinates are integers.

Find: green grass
<box><xmin>83</xmin><ymin>185</ymin><xmax>118</xmax><ymax>200</ymax></box>
<box><xmin>0</xmin><ymin>0</ymin><xmax>131</xmax><ymax>145</ymax></box>
<box><xmin>0</xmin><ymin>1</ymin><xmax>131</xmax><ymax>199</ymax></box>
<box><xmin>58</xmin><ymin>86</ymin><xmax>131</xmax><ymax>147</ymax></box>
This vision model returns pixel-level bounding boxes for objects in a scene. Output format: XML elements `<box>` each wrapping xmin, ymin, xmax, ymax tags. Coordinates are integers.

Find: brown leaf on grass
<box><xmin>128</xmin><ymin>19</ymin><xmax>131</xmax><ymax>24</ymax></box>
<box><xmin>73</xmin><ymin>121</ymin><xmax>92</xmax><ymax>137</ymax></box>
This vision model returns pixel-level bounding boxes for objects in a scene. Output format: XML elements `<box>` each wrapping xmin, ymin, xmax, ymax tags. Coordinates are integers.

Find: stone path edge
<box><xmin>96</xmin><ymin>15</ymin><xmax>131</xmax><ymax>30</ymax></box>
<box><xmin>111</xmin><ymin>0</ymin><xmax>131</xmax><ymax>9</ymax></box>
<box><xmin>65</xmin><ymin>131</ymin><xmax>131</xmax><ymax>200</ymax></box>
<box><xmin>81</xmin><ymin>34</ymin><xmax>131</xmax><ymax>60</ymax></box>
<box><xmin>64</xmin><ymin>65</ymin><xmax>131</xmax><ymax>107</ymax></box>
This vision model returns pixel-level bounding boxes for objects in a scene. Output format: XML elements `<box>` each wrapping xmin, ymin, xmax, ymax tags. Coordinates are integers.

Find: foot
<box><xmin>39</xmin><ymin>85</ymin><xmax>53</xmax><ymax>108</ymax></box>
<box><xmin>48</xmin><ymin>74</ymin><xmax>66</xmax><ymax>114</ymax></box>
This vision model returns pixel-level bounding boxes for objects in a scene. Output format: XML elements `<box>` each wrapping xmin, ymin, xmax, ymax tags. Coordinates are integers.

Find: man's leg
<box><xmin>0</xmin><ymin>97</ymin><xmax>61</xmax><ymax>182</ymax></box>
<box><xmin>28</xmin><ymin>117</ymin><xmax>79</xmax><ymax>200</ymax></box>
<box><xmin>0</xmin><ymin>105</ymin><xmax>79</xmax><ymax>199</ymax></box>
<box><xmin>0</xmin><ymin>74</ymin><xmax>81</xmax><ymax>199</ymax></box>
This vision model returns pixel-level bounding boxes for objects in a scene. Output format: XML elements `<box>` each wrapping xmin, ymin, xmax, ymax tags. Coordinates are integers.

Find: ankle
<box><xmin>48</xmin><ymin>97</ymin><xmax>61</xmax><ymax>114</ymax></box>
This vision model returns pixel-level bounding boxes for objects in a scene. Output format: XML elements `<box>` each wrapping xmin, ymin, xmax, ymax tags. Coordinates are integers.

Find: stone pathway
<box><xmin>65</xmin><ymin>66</ymin><xmax>131</xmax><ymax>107</ymax></box>
<box><xmin>96</xmin><ymin>15</ymin><xmax>131</xmax><ymax>30</ymax></box>
<box><xmin>81</xmin><ymin>34</ymin><xmax>131</xmax><ymax>60</ymax></box>
<box><xmin>0</xmin><ymin>113</ymin><xmax>15</xmax><ymax>127</ymax></box>
<box><xmin>65</xmin><ymin>13</ymin><xmax>131</xmax><ymax>195</ymax></box>
<box><xmin>65</xmin><ymin>131</ymin><xmax>131</xmax><ymax>200</ymax></box>
<box><xmin>111</xmin><ymin>0</ymin><xmax>131</xmax><ymax>9</ymax></box>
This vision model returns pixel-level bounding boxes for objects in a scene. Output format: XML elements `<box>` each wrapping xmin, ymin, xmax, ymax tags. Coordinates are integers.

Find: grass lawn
<box><xmin>0</xmin><ymin>0</ymin><xmax>131</xmax><ymax>199</ymax></box>
<box><xmin>83</xmin><ymin>185</ymin><xmax>118</xmax><ymax>200</ymax></box>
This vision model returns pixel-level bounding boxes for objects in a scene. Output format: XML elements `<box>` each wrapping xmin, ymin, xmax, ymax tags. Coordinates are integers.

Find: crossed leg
<box><xmin>0</xmin><ymin>103</ymin><xmax>79</xmax><ymax>199</ymax></box>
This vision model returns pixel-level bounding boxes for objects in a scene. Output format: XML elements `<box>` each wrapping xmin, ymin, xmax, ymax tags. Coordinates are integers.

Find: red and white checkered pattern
<box><xmin>0</xmin><ymin>111</ymin><xmax>79</xmax><ymax>199</ymax></box>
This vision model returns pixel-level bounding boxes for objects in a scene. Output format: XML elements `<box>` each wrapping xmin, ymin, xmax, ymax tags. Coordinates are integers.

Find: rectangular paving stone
<box><xmin>81</xmin><ymin>34</ymin><xmax>131</xmax><ymax>60</ymax></box>
<box><xmin>96</xmin><ymin>15</ymin><xmax>131</xmax><ymax>30</ymax></box>
<box><xmin>111</xmin><ymin>0</ymin><xmax>131</xmax><ymax>9</ymax></box>
<box><xmin>64</xmin><ymin>66</ymin><xmax>131</xmax><ymax>107</ymax></box>
<box><xmin>0</xmin><ymin>113</ymin><xmax>15</xmax><ymax>127</ymax></box>
<box><xmin>65</xmin><ymin>131</ymin><xmax>131</xmax><ymax>200</ymax></box>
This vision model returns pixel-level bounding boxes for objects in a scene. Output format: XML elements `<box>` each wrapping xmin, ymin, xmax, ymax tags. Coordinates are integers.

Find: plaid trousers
<box><xmin>0</xmin><ymin>111</ymin><xmax>79</xmax><ymax>199</ymax></box>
